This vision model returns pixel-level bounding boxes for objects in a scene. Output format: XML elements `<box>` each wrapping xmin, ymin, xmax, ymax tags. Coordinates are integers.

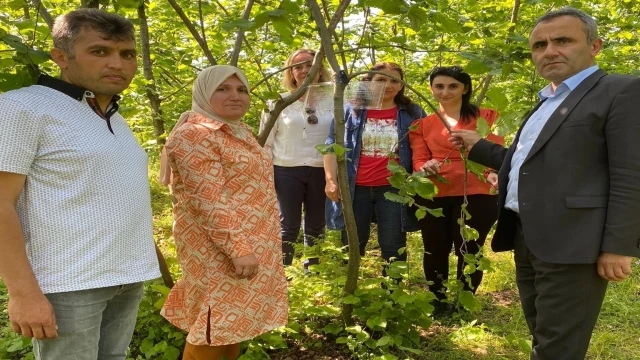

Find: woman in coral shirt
<box><xmin>409</xmin><ymin>66</ymin><xmax>503</xmax><ymax>309</ymax></box>
<box><xmin>159</xmin><ymin>65</ymin><xmax>288</xmax><ymax>359</ymax></box>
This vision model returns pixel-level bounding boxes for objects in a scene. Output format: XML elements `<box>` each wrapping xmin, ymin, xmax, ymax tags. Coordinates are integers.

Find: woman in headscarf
<box><xmin>159</xmin><ymin>65</ymin><xmax>288</xmax><ymax>360</ymax></box>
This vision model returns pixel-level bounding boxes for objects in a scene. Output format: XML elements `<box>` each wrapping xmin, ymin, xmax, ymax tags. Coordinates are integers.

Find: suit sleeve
<box><xmin>467</xmin><ymin>138</ymin><xmax>508</xmax><ymax>171</ymax></box>
<box><xmin>601</xmin><ymin>77</ymin><xmax>640</xmax><ymax>257</ymax></box>
<box><xmin>166</xmin><ymin>124</ymin><xmax>253</xmax><ymax>259</ymax></box>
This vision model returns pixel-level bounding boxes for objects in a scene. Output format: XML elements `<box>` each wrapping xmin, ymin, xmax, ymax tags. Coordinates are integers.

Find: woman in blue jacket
<box><xmin>324</xmin><ymin>62</ymin><xmax>426</xmax><ymax>269</ymax></box>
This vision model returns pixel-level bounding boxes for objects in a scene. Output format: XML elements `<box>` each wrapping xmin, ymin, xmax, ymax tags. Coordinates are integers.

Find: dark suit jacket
<box><xmin>469</xmin><ymin>69</ymin><xmax>640</xmax><ymax>264</ymax></box>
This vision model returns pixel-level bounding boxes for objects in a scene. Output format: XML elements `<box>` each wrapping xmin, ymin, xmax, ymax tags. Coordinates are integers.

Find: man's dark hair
<box><xmin>52</xmin><ymin>8</ymin><xmax>135</xmax><ymax>58</ymax></box>
<box><xmin>533</xmin><ymin>7</ymin><xmax>599</xmax><ymax>44</ymax></box>
<box><xmin>429</xmin><ymin>66</ymin><xmax>479</xmax><ymax>123</ymax></box>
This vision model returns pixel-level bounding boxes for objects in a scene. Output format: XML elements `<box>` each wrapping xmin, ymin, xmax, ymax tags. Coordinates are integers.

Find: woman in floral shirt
<box><xmin>159</xmin><ymin>65</ymin><xmax>288</xmax><ymax>359</ymax></box>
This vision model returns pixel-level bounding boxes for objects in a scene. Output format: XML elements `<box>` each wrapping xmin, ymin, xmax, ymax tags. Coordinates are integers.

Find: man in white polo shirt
<box><xmin>0</xmin><ymin>9</ymin><xmax>160</xmax><ymax>359</ymax></box>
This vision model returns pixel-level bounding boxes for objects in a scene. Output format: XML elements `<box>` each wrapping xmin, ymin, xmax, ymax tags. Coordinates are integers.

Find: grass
<box><xmin>1</xmin><ymin>176</ymin><xmax>639</xmax><ymax>359</ymax></box>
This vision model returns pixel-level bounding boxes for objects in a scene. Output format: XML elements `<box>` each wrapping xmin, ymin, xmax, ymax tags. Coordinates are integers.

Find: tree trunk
<box><xmin>474</xmin><ymin>0</ymin><xmax>521</xmax><ymax>105</ymax></box>
<box><xmin>81</xmin><ymin>0</ymin><xmax>99</xmax><ymax>8</ymax></box>
<box><xmin>306</xmin><ymin>0</ymin><xmax>358</xmax><ymax>326</ymax></box>
<box><xmin>230</xmin><ymin>0</ymin><xmax>255</xmax><ymax>66</ymax></box>
<box><xmin>138</xmin><ymin>3</ymin><xmax>165</xmax><ymax>143</ymax></box>
<box><xmin>30</xmin><ymin>0</ymin><xmax>53</xmax><ymax>29</ymax></box>
<box><xmin>138</xmin><ymin>3</ymin><xmax>174</xmax><ymax>289</ymax></box>
<box><xmin>167</xmin><ymin>0</ymin><xmax>218</xmax><ymax>66</ymax></box>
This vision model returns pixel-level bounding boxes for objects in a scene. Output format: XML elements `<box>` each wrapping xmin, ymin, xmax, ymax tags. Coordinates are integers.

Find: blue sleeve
<box><xmin>325</xmin><ymin>119</ymin><xmax>336</xmax><ymax>145</ymax></box>
<box><xmin>415</xmin><ymin>104</ymin><xmax>427</xmax><ymax>119</ymax></box>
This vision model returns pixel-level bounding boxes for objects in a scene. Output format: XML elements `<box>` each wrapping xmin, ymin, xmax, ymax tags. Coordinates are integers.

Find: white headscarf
<box><xmin>159</xmin><ymin>65</ymin><xmax>251</xmax><ymax>186</ymax></box>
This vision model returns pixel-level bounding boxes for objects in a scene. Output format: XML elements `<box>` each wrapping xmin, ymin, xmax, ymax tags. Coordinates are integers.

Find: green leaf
<box><xmin>7</xmin><ymin>0</ymin><xmax>28</xmax><ymax>10</ymax></box>
<box><xmin>426</xmin><ymin>207</ymin><xmax>444</xmax><ymax>217</ymax></box>
<box><xmin>323</xmin><ymin>323</ymin><xmax>343</xmax><ymax>335</ymax></box>
<box><xmin>343</xmin><ymin>294</ymin><xmax>361</xmax><ymax>304</ymax></box>
<box><xmin>139</xmin><ymin>337</ymin><xmax>154</xmax><ymax>353</ymax></box>
<box><xmin>407</xmin><ymin>5</ymin><xmax>428</xmax><ymax>31</ymax></box>
<box><xmin>163</xmin><ymin>346</ymin><xmax>180</xmax><ymax>360</ymax></box>
<box><xmin>463</xmin><ymin>253</ymin><xmax>477</xmax><ymax>264</ymax></box>
<box><xmin>458</xmin><ymin>290</ymin><xmax>482</xmax><ymax>312</ymax></box>
<box><xmin>387</xmin><ymin>160</ymin><xmax>408</xmax><ymax>175</ymax></box>
<box><xmin>388</xmin><ymin>172</ymin><xmax>406</xmax><ymax>189</ymax></box>
<box><xmin>412</xmin><ymin>176</ymin><xmax>437</xmax><ymax>199</ymax></box>
<box><xmin>461</xmin><ymin>224</ymin><xmax>479</xmax><ymax>241</ymax></box>
<box><xmin>376</xmin><ymin>335</ymin><xmax>392</xmax><ymax>347</ymax></box>
<box><xmin>151</xmin><ymin>284</ymin><xmax>170</xmax><ymax>296</ymax></box>
<box><xmin>464</xmin><ymin>60</ymin><xmax>492</xmax><ymax>74</ymax></box>
<box><xmin>271</xmin><ymin>17</ymin><xmax>294</xmax><ymax>44</ymax></box>
<box><xmin>223</xmin><ymin>19</ymin><xmax>256</xmax><ymax>31</ymax></box>
<box><xmin>366</xmin><ymin>316</ymin><xmax>388</xmax><ymax>329</ymax></box>
<box><xmin>415</xmin><ymin>207</ymin><xmax>426</xmax><ymax>220</ymax></box>
<box><xmin>433</xmin><ymin>12</ymin><xmax>462</xmax><ymax>33</ymax></box>
<box><xmin>486</xmin><ymin>87</ymin><xmax>509</xmax><ymax>112</ymax></box>
<box><xmin>384</xmin><ymin>192</ymin><xmax>410</xmax><ymax>204</ymax></box>
<box><xmin>116</xmin><ymin>0</ymin><xmax>142</xmax><ymax>9</ymax></box>
<box><xmin>315</xmin><ymin>144</ymin><xmax>333</xmax><ymax>155</ymax></box>
<box><xmin>478</xmin><ymin>257</ymin><xmax>493</xmax><ymax>271</ymax></box>
<box><xmin>397</xmin><ymin>345</ymin><xmax>424</xmax><ymax>355</ymax></box>
<box><xmin>476</xmin><ymin>117</ymin><xmax>490</xmax><ymax>138</ymax></box>
<box><xmin>2</xmin><ymin>34</ymin><xmax>29</xmax><ymax>52</ymax></box>
<box><xmin>364</xmin><ymin>0</ymin><xmax>408</xmax><ymax>14</ymax></box>
<box><xmin>463</xmin><ymin>263</ymin><xmax>477</xmax><ymax>275</ymax></box>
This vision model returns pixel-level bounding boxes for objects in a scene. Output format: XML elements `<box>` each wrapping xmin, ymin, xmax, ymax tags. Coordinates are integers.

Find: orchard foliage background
<box><xmin>1</xmin><ymin>0</ymin><xmax>640</xmax><ymax>359</ymax></box>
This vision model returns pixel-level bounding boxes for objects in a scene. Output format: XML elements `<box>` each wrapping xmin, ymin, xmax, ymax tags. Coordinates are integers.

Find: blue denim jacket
<box><xmin>325</xmin><ymin>102</ymin><xmax>427</xmax><ymax>232</ymax></box>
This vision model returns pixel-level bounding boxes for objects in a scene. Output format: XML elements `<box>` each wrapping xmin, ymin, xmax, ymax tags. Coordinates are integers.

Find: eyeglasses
<box><xmin>305</xmin><ymin>108</ymin><xmax>318</xmax><ymax>124</ymax></box>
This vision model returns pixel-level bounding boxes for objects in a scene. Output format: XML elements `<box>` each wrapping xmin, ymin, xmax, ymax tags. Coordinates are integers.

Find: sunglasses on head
<box><xmin>305</xmin><ymin>108</ymin><xmax>318</xmax><ymax>124</ymax></box>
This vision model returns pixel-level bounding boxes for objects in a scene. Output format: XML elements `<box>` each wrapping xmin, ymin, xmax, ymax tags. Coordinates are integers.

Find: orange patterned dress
<box><xmin>161</xmin><ymin>113</ymin><xmax>288</xmax><ymax>346</ymax></box>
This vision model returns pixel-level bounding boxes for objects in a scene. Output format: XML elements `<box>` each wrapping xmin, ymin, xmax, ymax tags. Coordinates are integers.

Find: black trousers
<box><xmin>514</xmin><ymin>218</ymin><xmax>608</xmax><ymax>360</ymax></box>
<box><xmin>273</xmin><ymin>165</ymin><xmax>326</xmax><ymax>267</ymax></box>
<box><xmin>415</xmin><ymin>194</ymin><xmax>499</xmax><ymax>300</ymax></box>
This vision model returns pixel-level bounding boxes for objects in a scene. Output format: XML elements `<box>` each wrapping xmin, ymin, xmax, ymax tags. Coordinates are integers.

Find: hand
<box><xmin>597</xmin><ymin>252</ymin><xmax>633</xmax><ymax>282</ymax></box>
<box><xmin>448</xmin><ymin>130</ymin><xmax>482</xmax><ymax>151</ymax></box>
<box><xmin>325</xmin><ymin>180</ymin><xmax>341</xmax><ymax>202</ymax></box>
<box><xmin>8</xmin><ymin>293</ymin><xmax>58</xmax><ymax>340</ymax></box>
<box><xmin>486</xmin><ymin>172</ymin><xmax>499</xmax><ymax>190</ymax></box>
<box><xmin>420</xmin><ymin>159</ymin><xmax>442</xmax><ymax>174</ymax></box>
<box><xmin>232</xmin><ymin>253</ymin><xmax>259</xmax><ymax>279</ymax></box>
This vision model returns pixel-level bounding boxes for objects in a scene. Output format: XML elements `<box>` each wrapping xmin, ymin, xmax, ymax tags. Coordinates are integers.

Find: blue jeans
<box><xmin>274</xmin><ymin>165</ymin><xmax>326</xmax><ymax>268</ymax></box>
<box><xmin>342</xmin><ymin>185</ymin><xmax>407</xmax><ymax>262</ymax></box>
<box><xmin>33</xmin><ymin>282</ymin><xmax>144</xmax><ymax>360</ymax></box>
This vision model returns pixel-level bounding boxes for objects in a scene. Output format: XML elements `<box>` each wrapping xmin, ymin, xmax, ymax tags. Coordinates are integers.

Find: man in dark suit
<box><xmin>449</xmin><ymin>7</ymin><xmax>640</xmax><ymax>360</ymax></box>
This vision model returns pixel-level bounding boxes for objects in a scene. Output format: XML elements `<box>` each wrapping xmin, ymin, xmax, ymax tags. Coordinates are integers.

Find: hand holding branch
<box><xmin>449</xmin><ymin>130</ymin><xmax>482</xmax><ymax>151</ymax></box>
<box><xmin>420</xmin><ymin>159</ymin><xmax>442</xmax><ymax>174</ymax></box>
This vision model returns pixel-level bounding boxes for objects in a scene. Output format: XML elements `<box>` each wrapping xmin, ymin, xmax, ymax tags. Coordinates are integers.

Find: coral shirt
<box><xmin>409</xmin><ymin>108</ymin><xmax>504</xmax><ymax>197</ymax></box>
<box><xmin>355</xmin><ymin>107</ymin><xmax>400</xmax><ymax>186</ymax></box>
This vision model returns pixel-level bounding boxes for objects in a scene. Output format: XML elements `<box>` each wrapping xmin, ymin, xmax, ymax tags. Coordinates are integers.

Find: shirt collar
<box><xmin>538</xmin><ymin>65</ymin><xmax>599</xmax><ymax>100</ymax></box>
<box><xmin>37</xmin><ymin>74</ymin><xmax>122</xmax><ymax>104</ymax></box>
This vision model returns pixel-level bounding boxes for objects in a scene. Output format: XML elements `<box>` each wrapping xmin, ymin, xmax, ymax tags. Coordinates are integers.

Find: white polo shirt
<box><xmin>0</xmin><ymin>75</ymin><xmax>160</xmax><ymax>294</ymax></box>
